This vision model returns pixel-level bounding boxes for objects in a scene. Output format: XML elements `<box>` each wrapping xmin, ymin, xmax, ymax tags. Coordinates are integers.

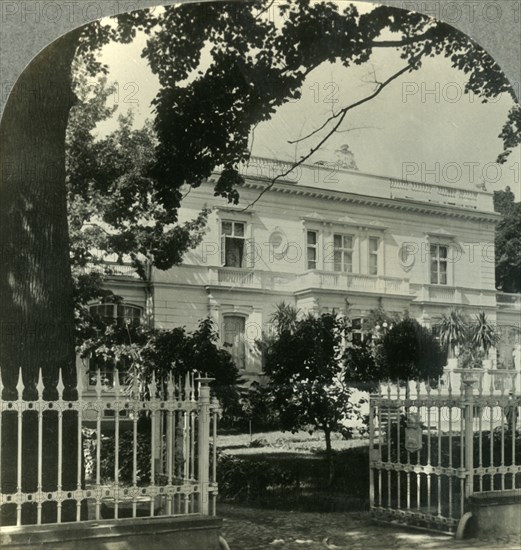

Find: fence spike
<box><xmin>37</xmin><ymin>369</ymin><xmax>45</xmax><ymax>399</ymax></box>
<box><xmin>95</xmin><ymin>369</ymin><xmax>103</xmax><ymax>398</ymax></box>
<box><xmin>149</xmin><ymin>371</ymin><xmax>157</xmax><ymax>399</ymax></box>
<box><xmin>415</xmin><ymin>379</ymin><xmax>421</xmax><ymax>398</ymax></box>
<box><xmin>16</xmin><ymin>368</ymin><xmax>24</xmax><ymax>399</ymax></box>
<box><xmin>448</xmin><ymin>371</ymin><xmax>452</xmax><ymax>396</ymax></box>
<box><xmin>0</xmin><ymin>367</ymin><xmax>3</xmax><ymax>397</ymax></box>
<box><xmin>426</xmin><ymin>378</ymin><xmax>431</xmax><ymax>395</ymax></box>
<box><xmin>76</xmin><ymin>369</ymin><xmax>83</xmax><ymax>399</ymax></box>
<box><xmin>57</xmin><ymin>369</ymin><xmax>65</xmax><ymax>398</ymax></box>
<box><xmin>184</xmin><ymin>372</ymin><xmax>191</xmax><ymax>400</ymax></box>
<box><xmin>113</xmin><ymin>366</ymin><xmax>120</xmax><ymax>397</ymax></box>
<box><xmin>131</xmin><ymin>372</ymin><xmax>139</xmax><ymax>399</ymax></box>
<box><xmin>167</xmin><ymin>372</ymin><xmax>175</xmax><ymax>400</ymax></box>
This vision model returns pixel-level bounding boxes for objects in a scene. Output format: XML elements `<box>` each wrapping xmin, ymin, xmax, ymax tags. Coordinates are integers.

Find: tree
<box><xmin>380</xmin><ymin>318</ymin><xmax>446</xmax><ymax>384</ymax></box>
<box><xmin>494</xmin><ymin>188</ymin><xmax>521</xmax><ymax>293</ymax></box>
<box><xmin>262</xmin><ymin>308</ymin><xmax>365</xmax><ymax>483</ymax></box>
<box><xmin>67</xmin><ymin>69</ymin><xmax>209</xmax><ymax>281</ymax></box>
<box><xmin>1</xmin><ymin>0</ymin><xmax>517</xmax><ymax>522</ymax></box>
<box><xmin>78</xmin><ymin>315</ymin><xmax>241</xmax><ymax>421</ymax></box>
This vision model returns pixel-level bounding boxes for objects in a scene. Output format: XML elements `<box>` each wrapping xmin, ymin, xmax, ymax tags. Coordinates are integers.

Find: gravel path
<box><xmin>219</xmin><ymin>503</ymin><xmax>521</xmax><ymax>550</ymax></box>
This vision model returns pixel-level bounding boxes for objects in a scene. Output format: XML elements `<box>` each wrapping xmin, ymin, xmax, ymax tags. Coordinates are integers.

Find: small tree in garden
<box><xmin>261</xmin><ymin>308</ymin><xmax>365</xmax><ymax>483</ymax></box>
<box><xmin>379</xmin><ymin>317</ymin><xmax>447</xmax><ymax>388</ymax></box>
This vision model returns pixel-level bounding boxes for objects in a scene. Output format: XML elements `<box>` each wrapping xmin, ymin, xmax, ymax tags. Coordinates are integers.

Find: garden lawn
<box><xmin>217</xmin><ymin>431</ymin><xmax>370</xmax><ymax>512</ymax></box>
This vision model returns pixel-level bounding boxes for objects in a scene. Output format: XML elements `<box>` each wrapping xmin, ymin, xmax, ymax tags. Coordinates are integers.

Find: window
<box><xmin>333</xmin><ymin>234</ymin><xmax>353</xmax><ymax>272</ymax></box>
<box><xmin>89</xmin><ymin>303</ymin><xmax>141</xmax><ymax>328</ymax></box>
<box><xmin>223</xmin><ymin>316</ymin><xmax>246</xmax><ymax>369</ymax></box>
<box><xmin>307</xmin><ymin>231</ymin><xmax>318</xmax><ymax>270</ymax></box>
<box><xmin>351</xmin><ymin>317</ymin><xmax>363</xmax><ymax>346</ymax></box>
<box><xmin>368</xmin><ymin>237</ymin><xmax>379</xmax><ymax>275</ymax></box>
<box><xmin>88</xmin><ymin>303</ymin><xmax>142</xmax><ymax>387</ymax></box>
<box><xmin>430</xmin><ymin>244</ymin><xmax>448</xmax><ymax>285</ymax></box>
<box><xmin>221</xmin><ymin>221</ymin><xmax>246</xmax><ymax>268</ymax></box>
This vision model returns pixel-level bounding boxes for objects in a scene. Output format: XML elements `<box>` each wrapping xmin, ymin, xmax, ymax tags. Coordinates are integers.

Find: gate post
<box><xmin>369</xmin><ymin>398</ymin><xmax>375</xmax><ymax>509</ymax></box>
<box><xmin>463</xmin><ymin>380</ymin><xmax>475</xmax><ymax>499</ymax></box>
<box><xmin>196</xmin><ymin>377</ymin><xmax>214</xmax><ymax>515</ymax></box>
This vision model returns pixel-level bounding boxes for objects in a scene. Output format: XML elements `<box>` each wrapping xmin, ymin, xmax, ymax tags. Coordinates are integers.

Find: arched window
<box><xmin>88</xmin><ymin>303</ymin><xmax>142</xmax><ymax>388</ymax></box>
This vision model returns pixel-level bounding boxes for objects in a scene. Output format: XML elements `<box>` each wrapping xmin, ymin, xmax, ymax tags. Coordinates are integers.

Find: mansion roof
<box><xmin>212</xmin><ymin>156</ymin><xmax>499</xmax><ymax>222</ymax></box>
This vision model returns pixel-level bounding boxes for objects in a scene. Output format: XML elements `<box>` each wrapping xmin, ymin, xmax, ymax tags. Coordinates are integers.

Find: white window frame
<box><xmin>222</xmin><ymin>314</ymin><xmax>247</xmax><ymax>370</ymax></box>
<box><xmin>333</xmin><ymin>233</ymin><xmax>354</xmax><ymax>273</ymax></box>
<box><xmin>430</xmin><ymin>243</ymin><xmax>449</xmax><ymax>286</ymax></box>
<box><xmin>368</xmin><ymin>236</ymin><xmax>380</xmax><ymax>276</ymax></box>
<box><xmin>306</xmin><ymin>230</ymin><xmax>318</xmax><ymax>270</ymax></box>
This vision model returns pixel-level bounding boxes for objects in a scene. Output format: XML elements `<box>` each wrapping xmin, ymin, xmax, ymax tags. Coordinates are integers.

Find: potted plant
<box><xmin>454</xmin><ymin>343</ymin><xmax>486</xmax><ymax>388</ymax></box>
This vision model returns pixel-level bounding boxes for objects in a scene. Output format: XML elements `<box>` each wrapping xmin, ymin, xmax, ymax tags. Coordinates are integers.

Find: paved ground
<box><xmin>219</xmin><ymin>503</ymin><xmax>521</xmax><ymax>550</ymax></box>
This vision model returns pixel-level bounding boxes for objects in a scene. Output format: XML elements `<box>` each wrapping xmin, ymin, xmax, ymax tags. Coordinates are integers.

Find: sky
<box><xmin>93</xmin><ymin>1</ymin><xmax>520</xmax><ymax>198</ymax></box>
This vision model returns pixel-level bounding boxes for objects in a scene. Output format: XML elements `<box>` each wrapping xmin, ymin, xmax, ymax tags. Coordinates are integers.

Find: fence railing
<box><xmin>0</xmin><ymin>369</ymin><xmax>219</xmax><ymax>527</ymax></box>
<box><xmin>369</xmin><ymin>374</ymin><xmax>521</xmax><ymax>534</ymax></box>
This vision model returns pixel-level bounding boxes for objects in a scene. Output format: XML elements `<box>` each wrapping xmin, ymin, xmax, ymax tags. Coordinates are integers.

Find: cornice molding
<box><xmin>238</xmin><ymin>178</ymin><xmax>500</xmax><ymax>224</ymax></box>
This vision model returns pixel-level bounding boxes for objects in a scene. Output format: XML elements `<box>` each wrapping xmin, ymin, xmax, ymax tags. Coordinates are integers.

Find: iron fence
<box><xmin>369</xmin><ymin>371</ymin><xmax>521</xmax><ymax>534</ymax></box>
<box><xmin>0</xmin><ymin>369</ymin><xmax>219</xmax><ymax>527</ymax></box>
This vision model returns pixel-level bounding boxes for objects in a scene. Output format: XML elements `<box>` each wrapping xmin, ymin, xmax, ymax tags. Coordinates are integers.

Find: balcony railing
<box><xmin>202</xmin><ymin>266</ymin><xmax>410</xmax><ymax>295</ymax></box>
<box><xmin>297</xmin><ymin>271</ymin><xmax>410</xmax><ymax>295</ymax></box>
<box><xmin>496</xmin><ymin>292</ymin><xmax>521</xmax><ymax>308</ymax></box>
<box><xmin>214</xmin><ymin>156</ymin><xmax>494</xmax><ymax>212</ymax></box>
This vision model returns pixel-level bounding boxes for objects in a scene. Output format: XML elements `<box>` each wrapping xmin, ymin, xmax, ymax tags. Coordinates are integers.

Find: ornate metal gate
<box><xmin>369</xmin><ymin>373</ymin><xmax>521</xmax><ymax>535</ymax></box>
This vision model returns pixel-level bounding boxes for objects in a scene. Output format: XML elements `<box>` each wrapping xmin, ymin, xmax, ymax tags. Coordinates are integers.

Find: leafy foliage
<box><xmin>217</xmin><ymin>452</ymin><xmax>298</xmax><ymax>501</ymax></box>
<box><xmin>457</xmin><ymin>343</ymin><xmax>486</xmax><ymax>370</ymax></box>
<box><xmin>497</xmin><ymin>105</ymin><xmax>521</xmax><ymax>165</ymax></box>
<box><xmin>379</xmin><ymin>317</ymin><xmax>446</xmax><ymax>383</ymax></box>
<box><xmin>238</xmin><ymin>381</ymin><xmax>280</xmax><ymax>432</ymax></box>
<box><xmin>493</xmin><ymin>188</ymin><xmax>521</xmax><ymax>293</ymax></box>
<box><xmin>67</xmin><ymin>70</ymin><xmax>209</xmax><ymax>281</ymax></box>
<box><xmin>437</xmin><ymin>309</ymin><xmax>469</xmax><ymax>355</ymax></box>
<box><xmin>260</xmin><ymin>306</ymin><xmax>368</xmax><ymax>486</ymax></box>
<box><xmin>78</xmin><ymin>316</ymin><xmax>242</xmax><ymax>419</ymax></box>
<box><xmin>469</xmin><ymin>311</ymin><xmax>500</xmax><ymax>354</ymax></box>
<box><xmin>71</xmin><ymin>1</ymin><xmax>518</xmax><ymax>221</ymax></box>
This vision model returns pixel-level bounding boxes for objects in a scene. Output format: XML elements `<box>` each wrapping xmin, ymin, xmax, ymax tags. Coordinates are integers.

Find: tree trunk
<box><xmin>324</xmin><ymin>427</ymin><xmax>334</xmax><ymax>487</ymax></box>
<box><xmin>0</xmin><ymin>28</ymin><xmax>82</xmax><ymax>524</ymax></box>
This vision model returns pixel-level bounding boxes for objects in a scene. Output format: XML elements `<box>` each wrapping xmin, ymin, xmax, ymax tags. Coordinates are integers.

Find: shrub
<box><xmin>216</xmin><ymin>452</ymin><xmax>298</xmax><ymax>501</ymax></box>
<box><xmin>82</xmin><ymin>419</ymin><xmax>154</xmax><ymax>485</ymax></box>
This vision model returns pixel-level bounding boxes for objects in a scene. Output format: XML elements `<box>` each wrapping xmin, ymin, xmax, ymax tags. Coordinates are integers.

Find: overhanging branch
<box><xmin>242</xmin><ymin>61</ymin><xmax>414</xmax><ymax>211</ymax></box>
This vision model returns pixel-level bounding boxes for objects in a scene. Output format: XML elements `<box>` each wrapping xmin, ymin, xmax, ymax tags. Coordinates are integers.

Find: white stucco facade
<box><xmin>81</xmin><ymin>157</ymin><xmax>521</xmax><ymax>385</ymax></box>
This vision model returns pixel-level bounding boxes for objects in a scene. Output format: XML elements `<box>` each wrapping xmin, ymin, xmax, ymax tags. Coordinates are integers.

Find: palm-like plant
<box><xmin>270</xmin><ymin>302</ymin><xmax>299</xmax><ymax>335</ymax></box>
<box><xmin>437</xmin><ymin>309</ymin><xmax>468</xmax><ymax>357</ymax></box>
<box><xmin>469</xmin><ymin>311</ymin><xmax>500</xmax><ymax>356</ymax></box>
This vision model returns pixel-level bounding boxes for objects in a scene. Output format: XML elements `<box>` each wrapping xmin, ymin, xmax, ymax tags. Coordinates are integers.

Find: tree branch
<box><xmin>254</xmin><ymin>0</ymin><xmax>276</xmax><ymax>20</ymax></box>
<box><xmin>370</xmin><ymin>28</ymin><xmax>437</xmax><ymax>48</ymax></box>
<box><xmin>243</xmin><ymin>62</ymin><xmax>414</xmax><ymax>211</ymax></box>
